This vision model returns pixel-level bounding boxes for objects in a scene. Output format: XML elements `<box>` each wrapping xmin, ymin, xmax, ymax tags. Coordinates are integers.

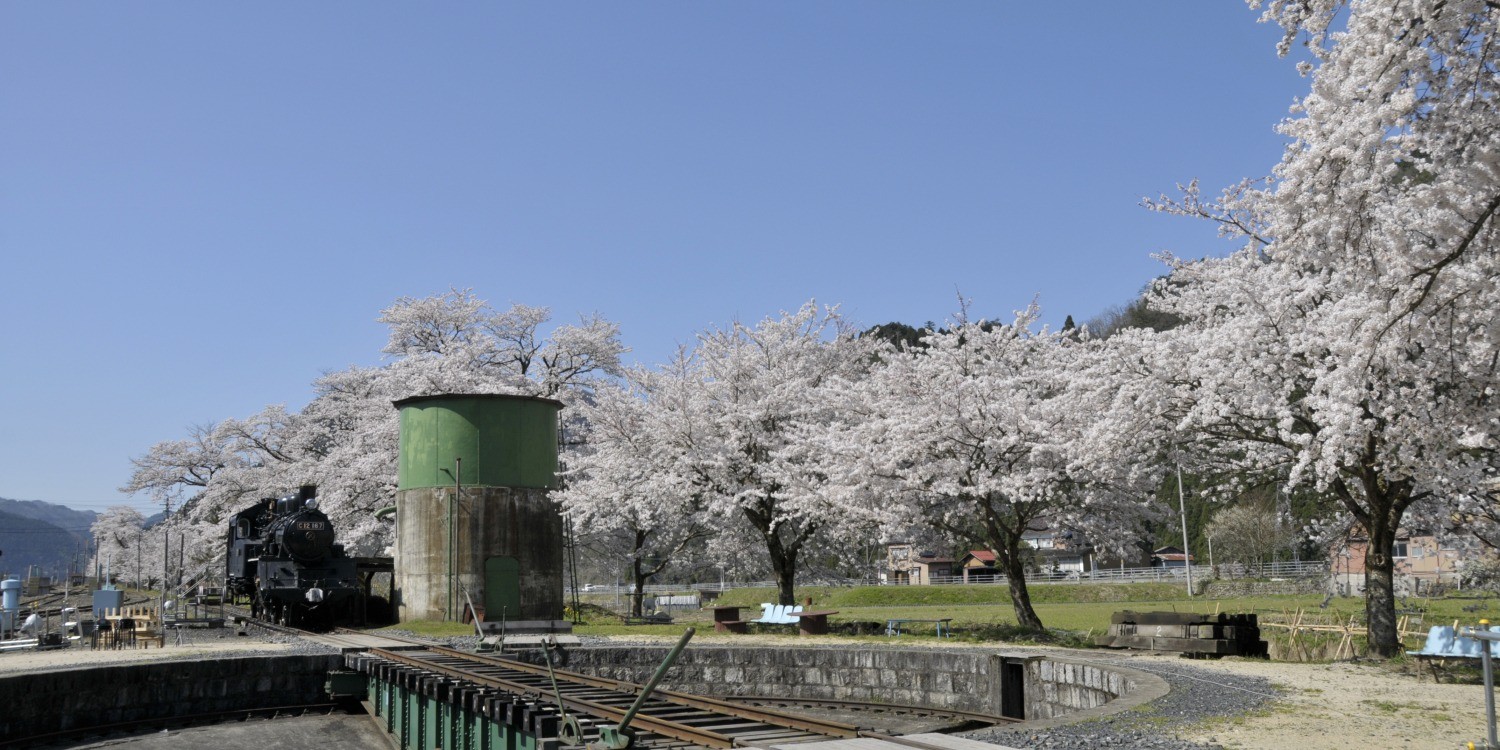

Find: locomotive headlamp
<box><xmin>305</xmin><ymin>498</ymin><xmax>319</xmax><ymax>511</ymax></box>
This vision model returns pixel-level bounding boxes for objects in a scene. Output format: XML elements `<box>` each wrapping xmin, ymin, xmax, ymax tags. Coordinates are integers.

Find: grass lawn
<box><xmin>575</xmin><ymin>582</ymin><xmax>1500</xmax><ymax>652</ymax></box>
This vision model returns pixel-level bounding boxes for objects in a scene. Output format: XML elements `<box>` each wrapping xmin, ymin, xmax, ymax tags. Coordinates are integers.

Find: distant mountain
<box><xmin>0</xmin><ymin>498</ymin><xmax>97</xmax><ymax>580</ymax></box>
<box><xmin>0</xmin><ymin>498</ymin><xmax>97</xmax><ymax>531</ymax></box>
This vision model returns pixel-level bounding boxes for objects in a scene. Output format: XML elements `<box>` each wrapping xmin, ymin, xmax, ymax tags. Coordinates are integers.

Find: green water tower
<box><xmin>392</xmin><ymin>394</ymin><xmax>567</xmax><ymax>627</ymax></box>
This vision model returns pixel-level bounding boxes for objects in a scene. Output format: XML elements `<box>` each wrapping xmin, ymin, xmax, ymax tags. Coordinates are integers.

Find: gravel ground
<box><xmin>967</xmin><ymin>655</ymin><xmax>1281</xmax><ymax>750</ymax></box>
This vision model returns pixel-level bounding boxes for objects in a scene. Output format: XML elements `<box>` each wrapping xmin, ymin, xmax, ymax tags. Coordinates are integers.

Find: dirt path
<box><xmin>1178</xmin><ymin>657</ymin><xmax>1491</xmax><ymax>749</ymax></box>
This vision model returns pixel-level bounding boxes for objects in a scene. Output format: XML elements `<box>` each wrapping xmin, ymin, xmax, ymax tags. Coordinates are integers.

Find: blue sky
<box><xmin>1</xmin><ymin>3</ymin><xmax>1308</xmax><ymax>514</ymax></box>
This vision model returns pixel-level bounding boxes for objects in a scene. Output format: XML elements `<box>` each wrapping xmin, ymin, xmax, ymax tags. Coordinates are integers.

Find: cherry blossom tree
<box><xmin>90</xmin><ymin>506</ymin><xmax>146</xmax><ymax>586</ymax></box>
<box><xmin>579</xmin><ymin>303</ymin><xmax>884</xmax><ymax>606</ymax></box>
<box><xmin>557</xmin><ymin>378</ymin><xmax>712</xmax><ymax>616</ymax></box>
<box><xmin>1145</xmin><ymin>0</ymin><xmax>1500</xmax><ymax>655</ymax></box>
<box><xmin>842</xmin><ymin>307</ymin><xmax>1160</xmax><ymax>629</ymax></box>
<box><xmin>378</xmin><ymin>289</ymin><xmax>626</xmax><ymax>397</ymax></box>
<box><xmin>122</xmin><ymin>290</ymin><xmax>627</xmax><ymax>563</ymax></box>
<box><xmin>118</xmin><ymin>423</ymin><xmax>242</xmax><ymax>510</ymax></box>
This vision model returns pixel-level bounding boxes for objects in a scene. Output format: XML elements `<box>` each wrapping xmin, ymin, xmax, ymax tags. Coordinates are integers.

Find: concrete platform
<box><xmin>769</xmin><ymin>734</ymin><xmax>1020</xmax><ymax>750</ymax></box>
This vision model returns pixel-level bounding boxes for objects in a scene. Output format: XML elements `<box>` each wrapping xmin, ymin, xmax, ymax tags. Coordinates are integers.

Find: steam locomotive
<box><xmin>225</xmin><ymin>485</ymin><xmax>359</xmax><ymax>628</ymax></box>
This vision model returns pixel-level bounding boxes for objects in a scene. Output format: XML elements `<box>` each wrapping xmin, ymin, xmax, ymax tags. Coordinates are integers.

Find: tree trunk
<box><xmin>770</xmin><ymin>543</ymin><xmax>798</xmax><ymax>606</ymax></box>
<box><xmin>1335</xmin><ymin>466</ymin><xmax>1414</xmax><ymax>658</ymax></box>
<box><xmin>1363</xmin><ymin>520</ymin><xmax>1400</xmax><ymax>657</ymax></box>
<box><xmin>999</xmin><ymin>543</ymin><xmax>1044</xmax><ymax>631</ymax></box>
<box><xmin>742</xmin><ymin>499</ymin><xmax>807</xmax><ymax>606</ymax></box>
<box><xmin>631</xmin><ymin>555</ymin><xmax>647</xmax><ymax>618</ymax></box>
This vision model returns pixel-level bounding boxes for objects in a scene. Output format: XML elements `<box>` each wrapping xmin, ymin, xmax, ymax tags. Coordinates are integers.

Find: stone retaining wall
<box><xmin>1024</xmin><ymin>657</ymin><xmax>1129</xmax><ymax>719</ymax></box>
<box><xmin>0</xmin><ymin>654</ymin><xmax>342</xmax><ymax>742</ymax></box>
<box><xmin>524</xmin><ymin>645</ymin><xmax>1165</xmax><ymax>726</ymax></box>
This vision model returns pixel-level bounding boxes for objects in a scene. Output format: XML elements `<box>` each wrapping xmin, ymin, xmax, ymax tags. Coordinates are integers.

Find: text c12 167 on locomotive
<box><xmin>225</xmin><ymin>485</ymin><xmax>359</xmax><ymax>628</ymax></box>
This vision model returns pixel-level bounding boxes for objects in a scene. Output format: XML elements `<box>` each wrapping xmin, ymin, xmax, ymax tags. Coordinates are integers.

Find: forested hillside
<box><xmin>0</xmin><ymin>499</ymin><xmax>96</xmax><ymax>580</ymax></box>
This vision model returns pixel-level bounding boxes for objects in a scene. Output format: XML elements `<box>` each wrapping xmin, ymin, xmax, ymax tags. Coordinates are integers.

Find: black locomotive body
<box><xmin>225</xmin><ymin>485</ymin><xmax>359</xmax><ymax>628</ymax></box>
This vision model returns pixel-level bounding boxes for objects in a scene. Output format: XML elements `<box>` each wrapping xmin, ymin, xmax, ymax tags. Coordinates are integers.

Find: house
<box><xmin>884</xmin><ymin>543</ymin><xmax>955</xmax><ymax>584</ymax></box>
<box><xmin>957</xmin><ymin>550</ymin><xmax>999</xmax><ymax>582</ymax></box>
<box><xmin>1022</xmin><ymin>523</ymin><xmax>1093</xmax><ymax>575</ymax></box>
<box><xmin>1151</xmin><ymin>546</ymin><xmax>1195</xmax><ymax>569</ymax></box>
<box><xmin>954</xmin><ymin>523</ymin><xmax>1095</xmax><ymax>582</ymax></box>
<box><xmin>1329</xmin><ymin>529</ymin><xmax>1464</xmax><ymax>596</ymax></box>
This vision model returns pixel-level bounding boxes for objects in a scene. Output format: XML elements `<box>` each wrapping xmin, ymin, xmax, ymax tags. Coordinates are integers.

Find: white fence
<box><xmin>572</xmin><ymin>560</ymin><xmax>1329</xmax><ymax>596</ymax></box>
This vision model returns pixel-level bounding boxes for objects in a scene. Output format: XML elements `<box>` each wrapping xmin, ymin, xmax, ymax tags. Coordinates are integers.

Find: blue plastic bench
<box><xmin>752</xmin><ymin>604</ymin><xmax>803</xmax><ymax>625</ymax></box>
<box><xmin>1407</xmin><ymin>625</ymin><xmax>1500</xmax><ymax>680</ymax></box>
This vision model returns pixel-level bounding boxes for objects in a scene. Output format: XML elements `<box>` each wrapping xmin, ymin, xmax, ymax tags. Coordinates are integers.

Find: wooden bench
<box><xmin>135</xmin><ymin>625</ymin><xmax>166</xmax><ymax>648</ymax></box>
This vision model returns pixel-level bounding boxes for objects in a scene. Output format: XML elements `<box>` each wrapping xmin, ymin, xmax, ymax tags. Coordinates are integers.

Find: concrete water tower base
<box><xmin>394</xmin><ymin>485</ymin><xmax>564</xmax><ymax>624</ymax></box>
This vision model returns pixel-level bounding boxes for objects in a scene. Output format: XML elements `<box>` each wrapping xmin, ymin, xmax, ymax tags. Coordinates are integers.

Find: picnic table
<box><xmin>713</xmin><ymin>604</ymin><xmax>839</xmax><ymax>636</ymax></box>
<box><xmin>885</xmin><ymin>618</ymin><xmax>953</xmax><ymax>638</ymax></box>
<box><xmin>790</xmin><ymin>609</ymin><xmax>839</xmax><ymax>636</ymax></box>
<box><xmin>713</xmin><ymin>606</ymin><xmax>748</xmax><ymax>634</ymax></box>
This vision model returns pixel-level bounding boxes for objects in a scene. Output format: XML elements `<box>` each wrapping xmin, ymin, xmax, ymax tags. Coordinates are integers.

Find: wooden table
<box><xmin>790</xmin><ymin>610</ymin><xmax>839</xmax><ymax>636</ymax></box>
<box><xmin>712</xmin><ymin>606</ymin><xmax>747</xmax><ymax>634</ymax></box>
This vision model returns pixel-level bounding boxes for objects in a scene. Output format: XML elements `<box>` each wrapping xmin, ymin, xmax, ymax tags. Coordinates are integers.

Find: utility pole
<box><xmin>162</xmin><ymin>499</ymin><xmax>171</xmax><ymax>616</ymax></box>
<box><xmin>1177</xmin><ymin>464</ymin><xmax>1194</xmax><ymax>597</ymax></box>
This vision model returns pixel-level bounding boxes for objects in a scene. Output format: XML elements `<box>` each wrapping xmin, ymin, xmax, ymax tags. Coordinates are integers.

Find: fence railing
<box><xmin>571</xmin><ymin>559</ymin><xmax>1330</xmax><ymax>596</ymax></box>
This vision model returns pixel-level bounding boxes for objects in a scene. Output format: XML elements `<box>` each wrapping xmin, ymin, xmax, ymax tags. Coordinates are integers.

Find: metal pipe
<box><xmin>619</xmin><ymin>627</ymin><xmax>695</xmax><ymax>730</ymax></box>
<box><xmin>1461</xmin><ymin>622</ymin><xmax>1498</xmax><ymax>748</ymax></box>
<box><xmin>1487</xmin><ymin>638</ymin><xmax>1497</xmax><ymax>750</ymax></box>
<box><xmin>452</xmin><ymin>456</ymin><xmax>461</xmax><ymax>622</ymax></box>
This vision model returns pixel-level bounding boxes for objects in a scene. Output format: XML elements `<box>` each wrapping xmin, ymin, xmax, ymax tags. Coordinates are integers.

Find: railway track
<box><xmin>224</xmin><ymin>606</ymin><xmax>1017</xmax><ymax>746</ymax></box>
<box><xmin>355</xmin><ymin>644</ymin><xmax>1015</xmax><ymax>749</ymax></box>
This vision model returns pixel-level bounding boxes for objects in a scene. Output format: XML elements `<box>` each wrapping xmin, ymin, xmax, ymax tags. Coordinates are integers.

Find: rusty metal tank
<box><xmin>392</xmin><ymin>394</ymin><xmax>565</xmax><ymax>624</ymax></box>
